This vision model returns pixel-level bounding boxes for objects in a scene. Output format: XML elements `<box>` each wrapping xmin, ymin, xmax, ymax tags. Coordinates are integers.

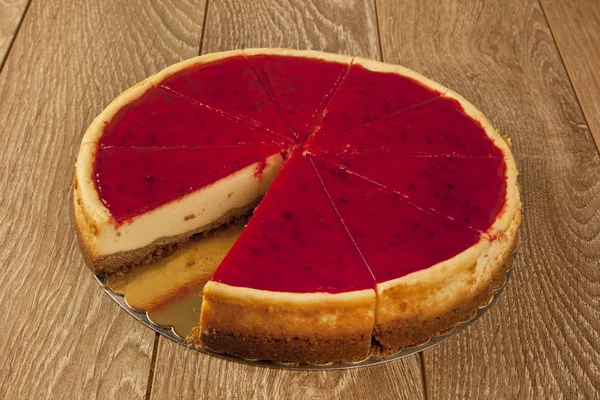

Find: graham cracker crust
<box><xmin>191</xmin><ymin>327</ymin><xmax>371</xmax><ymax>365</ymax></box>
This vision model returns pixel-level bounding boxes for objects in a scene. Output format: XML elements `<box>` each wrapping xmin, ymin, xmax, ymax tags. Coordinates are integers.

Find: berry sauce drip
<box><xmin>306</xmin><ymin>63</ymin><xmax>441</xmax><ymax>145</ymax></box>
<box><xmin>307</xmin><ymin>97</ymin><xmax>503</xmax><ymax>158</ymax></box>
<box><xmin>99</xmin><ymin>87</ymin><xmax>284</xmax><ymax>148</ymax></box>
<box><xmin>94</xmin><ymin>146</ymin><xmax>280</xmax><ymax>223</ymax></box>
<box><xmin>311</xmin><ymin>156</ymin><xmax>482</xmax><ymax>282</ymax></box>
<box><xmin>248</xmin><ymin>54</ymin><xmax>349</xmax><ymax>142</ymax></box>
<box><xmin>211</xmin><ymin>149</ymin><xmax>375</xmax><ymax>293</ymax></box>
<box><xmin>159</xmin><ymin>55</ymin><xmax>294</xmax><ymax>142</ymax></box>
<box><xmin>316</xmin><ymin>152</ymin><xmax>507</xmax><ymax>232</ymax></box>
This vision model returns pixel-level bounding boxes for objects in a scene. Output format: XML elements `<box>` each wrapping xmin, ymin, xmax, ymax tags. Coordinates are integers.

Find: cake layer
<box><xmin>99</xmin><ymin>86</ymin><xmax>284</xmax><ymax>148</ymax></box>
<box><xmin>245</xmin><ymin>49</ymin><xmax>352</xmax><ymax>141</ymax></box>
<box><xmin>150</xmin><ymin>50</ymin><xmax>294</xmax><ymax>142</ymax></box>
<box><xmin>211</xmin><ymin>149</ymin><xmax>375</xmax><ymax>293</ymax></box>
<box><xmin>307</xmin><ymin>95</ymin><xmax>503</xmax><ymax>158</ymax></box>
<box><xmin>75</xmin><ymin>143</ymin><xmax>285</xmax><ymax>265</ymax></box>
<box><xmin>315</xmin><ymin>152</ymin><xmax>507</xmax><ymax>232</ymax></box>
<box><xmin>198</xmin><ymin>282</ymin><xmax>376</xmax><ymax>364</ymax></box>
<box><xmin>306</xmin><ymin>57</ymin><xmax>447</xmax><ymax>143</ymax></box>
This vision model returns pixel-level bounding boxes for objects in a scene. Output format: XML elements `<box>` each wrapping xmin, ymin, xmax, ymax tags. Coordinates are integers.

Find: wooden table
<box><xmin>1</xmin><ymin>1</ymin><xmax>599</xmax><ymax>398</ymax></box>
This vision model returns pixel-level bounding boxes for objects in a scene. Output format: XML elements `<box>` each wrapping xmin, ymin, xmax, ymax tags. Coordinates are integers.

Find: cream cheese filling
<box><xmin>75</xmin><ymin>145</ymin><xmax>284</xmax><ymax>257</ymax></box>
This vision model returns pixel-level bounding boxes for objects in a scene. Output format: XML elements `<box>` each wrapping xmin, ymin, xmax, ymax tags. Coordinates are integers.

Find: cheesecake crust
<box><xmin>195</xmin><ymin>282</ymin><xmax>376</xmax><ymax>364</ymax></box>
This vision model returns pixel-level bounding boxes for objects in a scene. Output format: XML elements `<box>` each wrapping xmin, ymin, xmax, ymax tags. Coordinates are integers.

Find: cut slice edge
<box><xmin>74</xmin><ymin>142</ymin><xmax>287</xmax><ymax>275</ymax></box>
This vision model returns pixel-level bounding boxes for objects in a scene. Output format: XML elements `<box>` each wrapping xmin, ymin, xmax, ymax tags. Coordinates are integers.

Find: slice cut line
<box><xmin>310</xmin><ymin>155</ymin><xmax>483</xmax><ymax>283</ymax></box>
<box><xmin>151</xmin><ymin>52</ymin><xmax>295</xmax><ymax>143</ymax></box>
<box><xmin>313</xmin><ymin>151</ymin><xmax>507</xmax><ymax>233</ymax></box>
<box><xmin>246</xmin><ymin>49</ymin><xmax>353</xmax><ymax>142</ymax></box>
<box><xmin>99</xmin><ymin>86</ymin><xmax>286</xmax><ymax>148</ymax></box>
<box><xmin>308</xmin><ymin>95</ymin><xmax>504</xmax><ymax>158</ymax></box>
<box><xmin>211</xmin><ymin>148</ymin><xmax>375</xmax><ymax>294</ymax></box>
<box><xmin>306</xmin><ymin>59</ymin><xmax>446</xmax><ymax>145</ymax></box>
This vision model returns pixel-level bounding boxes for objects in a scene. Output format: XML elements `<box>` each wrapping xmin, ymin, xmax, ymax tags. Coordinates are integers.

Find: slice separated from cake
<box><xmin>197</xmin><ymin>149</ymin><xmax>376</xmax><ymax>364</ymax></box>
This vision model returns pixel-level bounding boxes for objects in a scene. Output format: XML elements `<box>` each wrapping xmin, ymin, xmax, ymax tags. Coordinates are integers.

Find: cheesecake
<box><xmin>74</xmin><ymin>49</ymin><xmax>521</xmax><ymax>364</ymax></box>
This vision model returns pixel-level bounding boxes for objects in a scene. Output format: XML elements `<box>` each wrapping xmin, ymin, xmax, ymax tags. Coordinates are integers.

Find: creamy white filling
<box><xmin>89</xmin><ymin>152</ymin><xmax>284</xmax><ymax>256</ymax></box>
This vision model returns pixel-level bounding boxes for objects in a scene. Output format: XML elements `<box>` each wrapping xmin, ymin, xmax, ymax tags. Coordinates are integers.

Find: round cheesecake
<box><xmin>74</xmin><ymin>49</ymin><xmax>521</xmax><ymax>364</ymax></box>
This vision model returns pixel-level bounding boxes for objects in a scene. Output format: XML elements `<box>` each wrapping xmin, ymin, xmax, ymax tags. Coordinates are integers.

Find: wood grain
<box><xmin>0</xmin><ymin>0</ymin><xmax>29</xmax><ymax>68</ymax></box>
<box><xmin>151</xmin><ymin>340</ymin><xmax>424</xmax><ymax>400</ymax></box>
<box><xmin>376</xmin><ymin>0</ymin><xmax>600</xmax><ymax>398</ymax></box>
<box><xmin>150</xmin><ymin>1</ymin><xmax>425</xmax><ymax>399</ymax></box>
<box><xmin>201</xmin><ymin>0</ymin><xmax>381</xmax><ymax>59</ymax></box>
<box><xmin>0</xmin><ymin>0</ymin><xmax>206</xmax><ymax>398</ymax></box>
<box><xmin>540</xmin><ymin>0</ymin><xmax>600</xmax><ymax>148</ymax></box>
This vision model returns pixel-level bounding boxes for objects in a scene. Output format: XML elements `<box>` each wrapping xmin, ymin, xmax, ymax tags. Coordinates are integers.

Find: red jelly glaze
<box><xmin>311</xmin><ymin>156</ymin><xmax>482</xmax><ymax>282</ymax></box>
<box><xmin>91</xmin><ymin>54</ymin><xmax>511</xmax><ymax>292</ymax></box>
<box><xmin>317</xmin><ymin>152</ymin><xmax>507</xmax><ymax>232</ymax></box>
<box><xmin>211</xmin><ymin>149</ymin><xmax>375</xmax><ymax>293</ymax></box>
<box><xmin>308</xmin><ymin>97</ymin><xmax>503</xmax><ymax>158</ymax></box>
<box><xmin>306</xmin><ymin>64</ymin><xmax>441</xmax><ymax>145</ymax></box>
<box><xmin>99</xmin><ymin>87</ymin><xmax>284</xmax><ymax>148</ymax></box>
<box><xmin>248</xmin><ymin>54</ymin><xmax>349</xmax><ymax>142</ymax></box>
<box><xmin>159</xmin><ymin>55</ymin><xmax>294</xmax><ymax>142</ymax></box>
<box><xmin>94</xmin><ymin>145</ymin><xmax>280</xmax><ymax>223</ymax></box>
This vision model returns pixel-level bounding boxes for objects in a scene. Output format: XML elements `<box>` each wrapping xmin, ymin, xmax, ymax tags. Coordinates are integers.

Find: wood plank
<box><xmin>152</xmin><ymin>340</ymin><xmax>424</xmax><ymax>400</ymax></box>
<box><xmin>151</xmin><ymin>1</ymin><xmax>425</xmax><ymax>399</ymax></box>
<box><xmin>540</xmin><ymin>0</ymin><xmax>600</xmax><ymax>147</ymax></box>
<box><xmin>0</xmin><ymin>0</ymin><xmax>206</xmax><ymax>398</ymax></box>
<box><xmin>0</xmin><ymin>0</ymin><xmax>29</xmax><ymax>68</ymax></box>
<box><xmin>376</xmin><ymin>0</ymin><xmax>600</xmax><ymax>398</ymax></box>
<box><xmin>201</xmin><ymin>0</ymin><xmax>380</xmax><ymax>58</ymax></box>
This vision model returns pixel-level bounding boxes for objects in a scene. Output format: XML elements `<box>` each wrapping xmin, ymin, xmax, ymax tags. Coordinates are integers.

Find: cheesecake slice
<box><xmin>198</xmin><ymin>149</ymin><xmax>376</xmax><ymax>364</ymax></box>
<box><xmin>305</xmin><ymin>56</ymin><xmax>448</xmax><ymax>144</ymax></box>
<box><xmin>151</xmin><ymin>50</ymin><xmax>294</xmax><ymax>142</ymax></box>
<box><xmin>311</xmin><ymin>156</ymin><xmax>519</xmax><ymax>353</ymax></box>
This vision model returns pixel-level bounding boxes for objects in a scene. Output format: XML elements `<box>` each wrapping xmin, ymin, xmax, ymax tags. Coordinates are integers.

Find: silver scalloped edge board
<box><xmin>94</xmin><ymin>251</ymin><xmax>516</xmax><ymax>370</ymax></box>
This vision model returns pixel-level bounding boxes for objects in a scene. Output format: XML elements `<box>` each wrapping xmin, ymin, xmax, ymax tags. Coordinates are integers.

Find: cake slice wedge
<box><xmin>311</xmin><ymin>155</ymin><xmax>519</xmax><ymax>354</ymax></box>
<box><xmin>150</xmin><ymin>50</ymin><xmax>294</xmax><ymax>142</ymax></box>
<box><xmin>197</xmin><ymin>149</ymin><xmax>376</xmax><ymax>364</ymax></box>
<box><xmin>314</xmin><ymin>152</ymin><xmax>509</xmax><ymax>233</ymax></box>
<box><xmin>97</xmin><ymin>85</ymin><xmax>285</xmax><ymax>148</ymax></box>
<box><xmin>306</xmin><ymin>57</ymin><xmax>448</xmax><ymax>145</ymax></box>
